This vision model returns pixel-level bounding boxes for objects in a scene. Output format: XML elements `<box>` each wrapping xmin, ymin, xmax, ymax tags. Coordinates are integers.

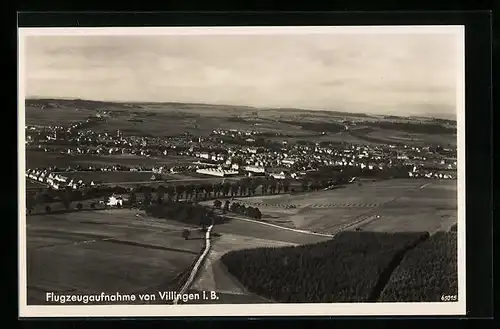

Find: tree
<box><xmin>214</xmin><ymin>183</ymin><xmax>223</xmax><ymax>197</ymax></box>
<box><xmin>222</xmin><ymin>182</ymin><xmax>231</xmax><ymax>196</ymax></box>
<box><xmin>277</xmin><ymin>181</ymin><xmax>283</xmax><ymax>194</ymax></box>
<box><xmin>213</xmin><ymin>199</ymin><xmax>222</xmax><ymax>209</ymax></box>
<box><xmin>62</xmin><ymin>197</ymin><xmax>71</xmax><ymax>210</ymax></box>
<box><xmin>129</xmin><ymin>192</ymin><xmax>137</xmax><ymax>207</ymax></box>
<box><xmin>301</xmin><ymin>180</ymin><xmax>310</xmax><ymax>192</ymax></box>
<box><xmin>165</xmin><ymin>185</ymin><xmax>175</xmax><ymax>201</ymax></box>
<box><xmin>269</xmin><ymin>178</ymin><xmax>278</xmax><ymax>194</ymax></box>
<box><xmin>194</xmin><ymin>186</ymin><xmax>202</xmax><ymax>201</ymax></box>
<box><xmin>182</xmin><ymin>229</ymin><xmax>191</xmax><ymax>240</ymax></box>
<box><xmin>143</xmin><ymin>190</ymin><xmax>153</xmax><ymax>207</ymax></box>
<box><xmin>185</xmin><ymin>185</ymin><xmax>194</xmax><ymax>201</ymax></box>
<box><xmin>230</xmin><ymin>183</ymin><xmax>239</xmax><ymax>197</ymax></box>
<box><xmin>204</xmin><ymin>184</ymin><xmax>214</xmax><ymax>200</ymax></box>
<box><xmin>283</xmin><ymin>179</ymin><xmax>291</xmax><ymax>193</ymax></box>
<box><xmin>239</xmin><ymin>178</ymin><xmax>250</xmax><ymax>196</ymax></box>
<box><xmin>223</xmin><ymin>200</ymin><xmax>230</xmax><ymax>213</ymax></box>
<box><xmin>254</xmin><ymin>207</ymin><xmax>262</xmax><ymax>219</ymax></box>
<box><xmin>175</xmin><ymin>185</ymin><xmax>185</xmax><ymax>201</ymax></box>
<box><xmin>76</xmin><ymin>203</ymin><xmax>83</xmax><ymax>211</ymax></box>
<box><xmin>156</xmin><ymin>186</ymin><xmax>165</xmax><ymax>204</ymax></box>
<box><xmin>27</xmin><ymin>192</ymin><xmax>36</xmax><ymax>215</ymax></box>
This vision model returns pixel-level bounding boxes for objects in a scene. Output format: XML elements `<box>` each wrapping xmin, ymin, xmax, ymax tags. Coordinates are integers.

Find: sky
<box><xmin>23</xmin><ymin>29</ymin><xmax>462</xmax><ymax>118</ymax></box>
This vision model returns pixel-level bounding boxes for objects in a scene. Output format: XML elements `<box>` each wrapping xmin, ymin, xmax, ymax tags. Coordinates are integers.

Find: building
<box><xmin>107</xmin><ymin>195</ymin><xmax>127</xmax><ymax>207</ymax></box>
<box><xmin>244</xmin><ymin>165</ymin><xmax>265</xmax><ymax>174</ymax></box>
<box><xmin>270</xmin><ymin>171</ymin><xmax>287</xmax><ymax>180</ymax></box>
<box><xmin>196</xmin><ymin>168</ymin><xmax>238</xmax><ymax>177</ymax></box>
<box><xmin>282</xmin><ymin>158</ymin><xmax>296</xmax><ymax>165</ymax></box>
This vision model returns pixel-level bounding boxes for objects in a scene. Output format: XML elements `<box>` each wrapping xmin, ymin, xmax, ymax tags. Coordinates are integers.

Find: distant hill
<box><xmin>25</xmin><ymin>97</ymin><xmax>444</xmax><ymax>121</ymax></box>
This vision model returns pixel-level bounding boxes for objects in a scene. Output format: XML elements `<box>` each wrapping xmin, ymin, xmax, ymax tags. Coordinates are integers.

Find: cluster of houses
<box><xmin>26</xmin><ymin>169</ymin><xmax>102</xmax><ymax>190</ymax></box>
<box><xmin>408</xmin><ymin>171</ymin><xmax>455</xmax><ymax>179</ymax></box>
<box><xmin>408</xmin><ymin>165</ymin><xmax>456</xmax><ymax>179</ymax></box>
<box><xmin>27</xmin><ymin>115</ymin><xmax>458</xmax><ymax>187</ymax></box>
<box><xmin>195</xmin><ymin>168</ymin><xmax>239</xmax><ymax>177</ymax></box>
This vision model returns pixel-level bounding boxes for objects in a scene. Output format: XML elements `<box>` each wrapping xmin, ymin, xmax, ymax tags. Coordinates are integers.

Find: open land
<box><xmin>26</xmin><ymin>209</ymin><xmax>205</xmax><ymax>304</ymax></box>
<box><xmin>24</xmin><ymin>99</ymin><xmax>458</xmax><ymax>304</ymax></box>
<box><xmin>200</xmin><ymin>179</ymin><xmax>457</xmax><ymax>235</ymax></box>
<box><xmin>25</xmin><ymin>99</ymin><xmax>456</xmax><ymax>146</ymax></box>
<box><xmin>26</xmin><ymin>151</ymin><xmax>198</xmax><ymax>169</ymax></box>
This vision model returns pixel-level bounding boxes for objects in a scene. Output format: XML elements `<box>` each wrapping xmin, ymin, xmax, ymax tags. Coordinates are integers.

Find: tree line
<box><xmin>145</xmin><ymin>200</ymin><xmax>228</xmax><ymax>227</ymax></box>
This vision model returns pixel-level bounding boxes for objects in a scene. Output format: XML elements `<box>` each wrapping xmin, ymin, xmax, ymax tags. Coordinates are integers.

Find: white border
<box><xmin>18</xmin><ymin>26</ymin><xmax>466</xmax><ymax>318</ymax></box>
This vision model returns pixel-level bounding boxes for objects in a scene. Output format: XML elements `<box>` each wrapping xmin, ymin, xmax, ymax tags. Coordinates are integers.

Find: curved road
<box><xmin>173</xmin><ymin>224</ymin><xmax>214</xmax><ymax>305</ymax></box>
<box><xmin>225</xmin><ymin>215</ymin><xmax>335</xmax><ymax>238</ymax></box>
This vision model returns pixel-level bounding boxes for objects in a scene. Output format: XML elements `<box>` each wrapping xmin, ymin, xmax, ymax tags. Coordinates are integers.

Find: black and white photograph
<box><xmin>18</xmin><ymin>26</ymin><xmax>465</xmax><ymax>317</ymax></box>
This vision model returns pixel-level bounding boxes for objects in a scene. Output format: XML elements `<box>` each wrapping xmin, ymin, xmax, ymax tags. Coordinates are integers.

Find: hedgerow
<box><xmin>220</xmin><ymin>231</ymin><xmax>429</xmax><ymax>303</ymax></box>
<box><xmin>379</xmin><ymin>232</ymin><xmax>457</xmax><ymax>302</ymax></box>
<box><xmin>146</xmin><ymin>201</ymin><xmax>229</xmax><ymax>226</ymax></box>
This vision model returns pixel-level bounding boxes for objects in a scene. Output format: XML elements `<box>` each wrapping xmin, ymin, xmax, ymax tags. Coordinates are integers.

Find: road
<box><xmin>224</xmin><ymin>214</ymin><xmax>334</xmax><ymax>238</ymax></box>
<box><xmin>173</xmin><ymin>224</ymin><xmax>214</xmax><ymax>305</ymax></box>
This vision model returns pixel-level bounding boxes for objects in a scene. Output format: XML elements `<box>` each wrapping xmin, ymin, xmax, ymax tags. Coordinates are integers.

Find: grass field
<box><xmin>26</xmin><ymin>99</ymin><xmax>455</xmax><ymax>147</ymax></box>
<box><xmin>364</xmin><ymin>128</ymin><xmax>457</xmax><ymax>148</ymax></box>
<box><xmin>26</xmin><ymin>151</ymin><xmax>198</xmax><ymax>169</ymax></box>
<box><xmin>54</xmin><ymin>171</ymin><xmax>155</xmax><ymax>184</ymax></box>
<box><xmin>25</xmin><ymin>106</ymin><xmax>95</xmax><ymax>126</ymax></box>
<box><xmin>26</xmin><ymin>178</ymin><xmax>47</xmax><ymax>189</ymax></box>
<box><xmin>220</xmin><ymin>179</ymin><xmax>457</xmax><ymax>235</ymax></box>
<box><xmin>26</xmin><ymin>209</ymin><xmax>204</xmax><ymax>304</ymax></box>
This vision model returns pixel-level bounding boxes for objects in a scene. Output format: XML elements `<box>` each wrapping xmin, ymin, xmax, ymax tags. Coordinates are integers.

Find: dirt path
<box><xmin>224</xmin><ymin>215</ymin><xmax>335</xmax><ymax>238</ymax></box>
<box><xmin>173</xmin><ymin>224</ymin><xmax>213</xmax><ymax>304</ymax></box>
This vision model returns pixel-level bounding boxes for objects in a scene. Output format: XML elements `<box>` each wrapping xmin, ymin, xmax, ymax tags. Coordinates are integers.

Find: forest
<box><xmin>220</xmin><ymin>231</ymin><xmax>430</xmax><ymax>302</ymax></box>
<box><xmin>379</xmin><ymin>232</ymin><xmax>458</xmax><ymax>302</ymax></box>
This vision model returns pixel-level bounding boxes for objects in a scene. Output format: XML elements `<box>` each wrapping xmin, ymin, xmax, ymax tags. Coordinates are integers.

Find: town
<box><xmin>25</xmin><ymin>112</ymin><xmax>456</xmax><ymax>193</ymax></box>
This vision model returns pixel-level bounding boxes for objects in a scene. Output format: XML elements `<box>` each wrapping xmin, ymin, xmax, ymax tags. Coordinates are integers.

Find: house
<box><xmin>196</xmin><ymin>168</ymin><xmax>238</xmax><ymax>177</ymax></box>
<box><xmin>107</xmin><ymin>194</ymin><xmax>128</xmax><ymax>207</ymax></box>
<box><xmin>270</xmin><ymin>171</ymin><xmax>287</xmax><ymax>180</ymax></box>
<box><xmin>282</xmin><ymin>158</ymin><xmax>296</xmax><ymax>165</ymax></box>
<box><xmin>245</xmin><ymin>165</ymin><xmax>265</xmax><ymax>174</ymax></box>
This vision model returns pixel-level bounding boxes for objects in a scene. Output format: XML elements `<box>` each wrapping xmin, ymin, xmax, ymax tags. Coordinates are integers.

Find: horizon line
<box><xmin>24</xmin><ymin>96</ymin><xmax>457</xmax><ymax>121</ymax></box>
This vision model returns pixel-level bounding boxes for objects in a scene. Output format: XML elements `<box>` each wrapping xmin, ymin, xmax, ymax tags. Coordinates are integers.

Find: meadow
<box><xmin>26</xmin><ymin>209</ymin><xmax>204</xmax><ymax>304</ymax></box>
<box><xmin>26</xmin><ymin>151</ymin><xmax>197</xmax><ymax>169</ymax></box>
<box><xmin>218</xmin><ymin>179</ymin><xmax>457</xmax><ymax>235</ymax></box>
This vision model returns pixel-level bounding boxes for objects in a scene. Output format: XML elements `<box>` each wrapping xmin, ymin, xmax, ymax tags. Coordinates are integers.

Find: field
<box><xmin>26</xmin><ymin>99</ymin><xmax>455</xmax><ymax>147</ymax></box>
<box><xmin>191</xmin><ymin>178</ymin><xmax>458</xmax><ymax>303</ymax></box>
<box><xmin>26</xmin><ymin>151</ymin><xmax>198</xmax><ymax>169</ymax></box>
<box><xmin>53</xmin><ymin>171</ymin><xmax>155</xmax><ymax>184</ymax></box>
<box><xmin>362</xmin><ymin>128</ymin><xmax>457</xmax><ymax>148</ymax></box>
<box><xmin>217</xmin><ymin>179</ymin><xmax>456</xmax><ymax>235</ymax></box>
<box><xmin>25</xmin><ymin>105</ymin><xmax>96</xmax><ymax>126</ymax></box>
<box><xmin>26</xmin><ymin>178</ymin><xmax>47</xmax><ymax>189</ymax></box>
<box><xmin>26</xmin><ymin>209</ymin><xmax>205</xmax><ymax>304</ymax></box>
